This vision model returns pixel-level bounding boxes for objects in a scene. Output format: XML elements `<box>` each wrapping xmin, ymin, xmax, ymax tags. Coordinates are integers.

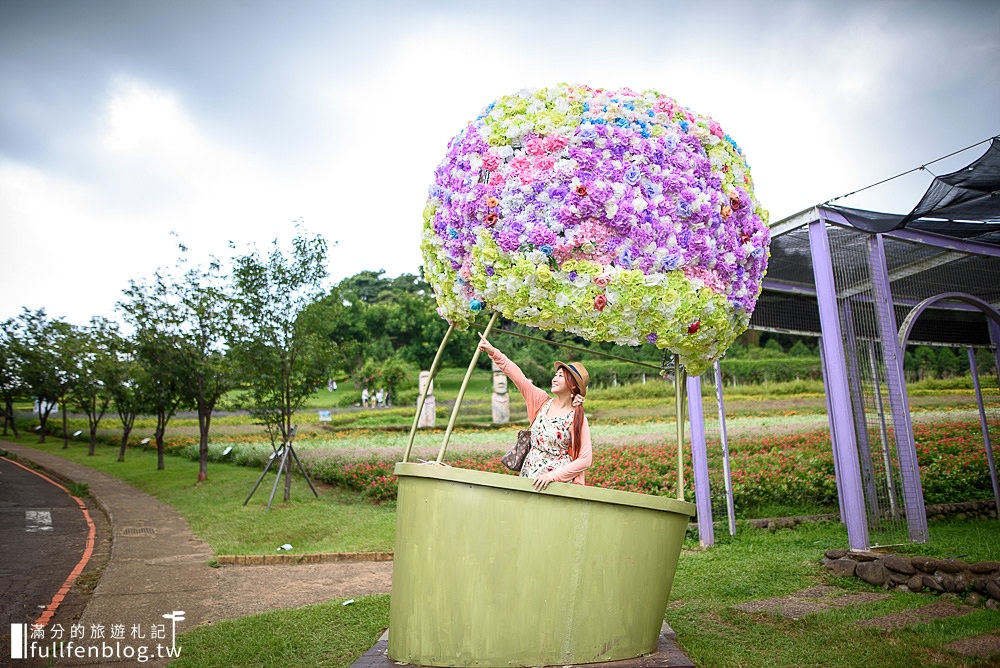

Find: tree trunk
<box><xmin>117</xmin><ymin>414</ymin><xmax>135</xmax><ymax>462</ymax></box>
<box><xmin>61</xmin><ymin>403</ymin><xmax>68</xmax><ymax>449</ymax></box>
<box><xmin>88</xmin><ymin>427</ymin><xmax>98</xmax><ymax>456</ymax></box>
<box><xmin>197</xmin><ymin>405</ymin><xmax>212</xmax><ymax>482</ymax></box>
<box><xmin>155</xmin><ymin>422</ymin><xmax>166</xmax><ymax>470</ymax></box>
<box><xmin>118</xmin><ymin>429</ymin><xmax>130</xmax><ymax>462</ymax></box>
<box><xmin>2</xmin><ymin>398</ymin><xmax>17</xmax><ymax>437</ymax></box>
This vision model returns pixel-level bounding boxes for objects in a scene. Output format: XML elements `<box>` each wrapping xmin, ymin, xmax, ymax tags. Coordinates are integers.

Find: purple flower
<box><xmin>647</xmin><ymin>333</ymin><xmax>658</xmax><ymax>344</ymax></box>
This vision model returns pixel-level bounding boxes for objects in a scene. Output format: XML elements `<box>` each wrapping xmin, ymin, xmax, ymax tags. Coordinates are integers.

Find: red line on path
<box><xmin>1</xmin><ymin>456</ymin><xmax>97</xmax><ymax>628</ymax></box>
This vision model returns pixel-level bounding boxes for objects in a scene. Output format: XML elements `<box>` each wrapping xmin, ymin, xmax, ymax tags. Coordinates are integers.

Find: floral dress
<box><xmin>520</xmin><ymin>399</ymin><xmax>573</xmax><ymax>479</ymax></box>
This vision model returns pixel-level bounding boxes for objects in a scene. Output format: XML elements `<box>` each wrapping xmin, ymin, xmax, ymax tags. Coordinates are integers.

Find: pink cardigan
<box><xmin>486</xmin><ymin>348</ymin><xmax>592</xmax><ymax>485</ymax></box>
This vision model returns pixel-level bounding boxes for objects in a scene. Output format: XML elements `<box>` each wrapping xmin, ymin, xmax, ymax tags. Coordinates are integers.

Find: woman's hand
<box><xmin>477</xmin><ymin>333</ymin><xmax>497</xmax><ymax>355</ymax></box>
<box><xmin>533</xmin><ymin>471</ymin><xmax>558</xmax><ymax>491</ymax></box>
<box><xmin>572</xmin><ymin>393</ymin><xmax>585</xmax><ymax>408</ymax></box>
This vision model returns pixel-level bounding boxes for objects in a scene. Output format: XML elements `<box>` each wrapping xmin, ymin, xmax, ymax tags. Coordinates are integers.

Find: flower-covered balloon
<box><xmin>421</xmin><ymin>84</ymin><xmax>770</xmax><ymax>374</ymax></box>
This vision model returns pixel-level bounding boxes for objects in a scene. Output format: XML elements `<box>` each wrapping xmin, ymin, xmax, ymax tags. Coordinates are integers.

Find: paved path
<box><xmin>0</xmin><ymin>456</ymin><xmax>92</xmax><ymax>662</ymax></box>
<box><xmin>1</xmin><ymin>442</ymin><xmax>392</xmax><ymax>667</ymax></box>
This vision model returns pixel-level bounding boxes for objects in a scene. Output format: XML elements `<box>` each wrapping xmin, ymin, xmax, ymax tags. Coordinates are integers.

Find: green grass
<box><xmin>170</xmin><ymin>595</ymin><xmax>390</xmax><ymax>668</ymax></box>
<box><xmin>668</xmin><ymin>520</ymin><xmax>1000</xmax><ymax>667</ymax></box>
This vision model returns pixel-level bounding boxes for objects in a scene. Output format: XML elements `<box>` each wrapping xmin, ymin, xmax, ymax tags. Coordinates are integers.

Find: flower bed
<box><xmin>307</xmin><ymin>419</ymin><xmax>997</xmax><ymax>510</ymax></box>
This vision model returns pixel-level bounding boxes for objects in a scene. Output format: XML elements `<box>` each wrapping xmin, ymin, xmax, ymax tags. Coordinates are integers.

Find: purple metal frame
<box><xmin>868</xmin><ymin>234</ymin><xmax>928</xmax><ymax>542</ymax></box>
<box><xmin>967</xmin><ymin>346</ymin><xmax>1000</xmax><ymax>517</ymax></box>
<box><xmin>687</xmin><ymin>374</ymin><xmax>714</xmax><ymax>547</ymax></box>
<box><xmin>819</xmin><ymin>345</ymin><xmax>848</xmax><ymax>524</ymax></box>
<box><xmin>809</xmin><ymin>220</ymin><xmax>869</xmax><ymax>549</ymax></box>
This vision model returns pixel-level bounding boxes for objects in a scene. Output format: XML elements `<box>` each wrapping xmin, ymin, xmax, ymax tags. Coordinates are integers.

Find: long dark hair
<box><xmin>565</xmin><ymin>373</ymin><xmax>585</xmax><ymax>460</ymax></box>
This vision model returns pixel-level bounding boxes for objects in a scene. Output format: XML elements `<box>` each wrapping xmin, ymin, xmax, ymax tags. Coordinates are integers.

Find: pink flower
<box><xmin>544</xmin><ymin>135</ymin><xmax>569</xmax><ymax>152</ymax></box>
<box><xmin>594</xmin><ymin>294</ymin><xmax>607</xmax><ymax>311</ymax></box>
<box><xmin>687</xmin><ymin>320</ymin><xmax>701</xmax><ymax>334</ymax></box>
<box><xmin>482</xmin><ymin>152</ymin><xmax>500</xmax><ymax>171</ymax></box>
<box><xmin>535</xmin><ymin>155</ymin><xmax>555</xmax><ymax>171</ymax></box>
<box><xmin>593</xmin><ymin>274</ymin><xmax>611</xmax><ymax>287</ymax></box>
<box><xmin>525</xmin><ymin>138</ymin><xmax>545</xmax><ymax>156</ymax></box>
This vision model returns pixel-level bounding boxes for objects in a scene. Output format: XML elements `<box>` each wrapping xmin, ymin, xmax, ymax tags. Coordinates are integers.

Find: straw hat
<box><xmin>554</xmin><ymin>361</ymin><xmax>590</xmax><ymax>397</ymax></box>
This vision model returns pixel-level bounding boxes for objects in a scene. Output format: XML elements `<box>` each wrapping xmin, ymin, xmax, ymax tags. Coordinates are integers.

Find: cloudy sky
<box><xmin>2</xmin><ymin>0</ymin><xmax>998</xmax><ymax>325</ymax></box>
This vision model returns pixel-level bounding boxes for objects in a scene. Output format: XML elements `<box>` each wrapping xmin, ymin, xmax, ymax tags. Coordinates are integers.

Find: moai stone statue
<box><xmin>491</xmin><ymin>361</ymin><xmax>510</xmax><ymax>424</ymax></box>
<box><xmin>417</xmin><ymin>370</ymin><xmax>436</xmax><ymax>428</ymax></box>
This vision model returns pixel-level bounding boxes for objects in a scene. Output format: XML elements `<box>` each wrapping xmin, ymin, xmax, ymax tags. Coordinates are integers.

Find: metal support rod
<box><xmin>714</xmin><ymin>360</ymin><xmax>737</xmax><ymax>536</ymax></box>
<box><xmin>688</xmin><ymin>373</ymin><xmax>713</xmax><ymax>546</ymax></box>
<box><xmin>968</xmin><ymin>347</ymin><xmax>1000</xmax><ymax>518</ymax></box>
<box><xmin>674</xmin><ymin>354</ymin><xmax>686</xmax><ymax>501</ymax></box>
<box><xmin>402</xmin><ymin>323</ymin><xmax>455</xmax><ymax>463</ymax></box>
<box><xmin>437</xmin><ymin>311</ymin><xmax>499</xmax><ymax>463</ymax></box>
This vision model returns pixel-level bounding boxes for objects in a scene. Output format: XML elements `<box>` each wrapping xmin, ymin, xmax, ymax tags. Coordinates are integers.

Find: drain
<box><xmin>121</xmin><ymin>526</ymin><xmax>156</xmax><ymax>536</ymax></box>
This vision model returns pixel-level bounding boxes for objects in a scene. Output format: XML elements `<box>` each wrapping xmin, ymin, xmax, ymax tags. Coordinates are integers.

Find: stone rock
<box><xmin>923</xmin><ymin>575</ymin><xmax>944</xmax><ymax>592</ymax></box>
<box><xmin>887</xmin><ymin>570</ymin><xmax>911</xmax><ymax>586</ymax></box>
<box><xmin>986</xmin><ymin>578</ymin><xmax>1000</xmax><ymax>601</ymax></box>
<box><xmin>952</xmin><ymin>573</ymin><xmax>969</xmax><ymax>593</ymax></box>
<box><xmin>937</xmin><ymin>573</ymin><xmax>957</xmax><ymax>593</ymax></box>
<box><xmin>912</xmin><ymin>556</ymin><xmax>941</xmax><ymax>573</ymax></box>
<box><xmin>937</xmin><ymin>559</ymin><xmax>965</xmax><ymax>574</ymax></box>
<box><xmin>970</xmin><ymin>576</ymin><xmax>989</xmax><ymax>593</ymax></box>
<box><xmin>969</xmin><ymin>561</ymin><xmax>1000</xmax><ymax>574</ymax></box>
<box><xmin>907</xmin><ymin>574</ymin><xmax>924</xmax><ymax>592</ymax></box>
<box><xmin>987</xmin><ymin>598</ymin><xmax>999</xmax><ymax>610</ymax></box>
<box><xmin>883</xmin><ymin>555</ymin><xmax>916</xmax><ymax>574</ymax></box>
<box><xmin>769</xmin><ymin>518</ymin><xmax>796</xmax><ymax>531</ymax></box>
<box><xmin>966</xmin><ymin>592</ymin><xmax>985</xmax><ymax>607</ymax></box>
<box><xmin>825</xmin><ymin>549</ymin><xmax>849</xmax><ymax>560</ymax></box>
<box><xmin>850</xmin><ymin>551</ymin><xmax>880</xmax><ymax>562</ymax></box>
<box><xmin>856</xmin><ymin>560</ymin><xmax>887</xmax><ymax>587</ymax></box>
<box><xmin>824</xmin><ymin>558</ymin><xmax>857</xmax><ymax>578</ymax></box>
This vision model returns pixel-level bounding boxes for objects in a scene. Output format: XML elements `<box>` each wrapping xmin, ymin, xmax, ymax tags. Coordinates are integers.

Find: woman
<box><xmin>478</xmin><ymin>335</ymin><xmax>592</xmax><ymax>491</ymax></box>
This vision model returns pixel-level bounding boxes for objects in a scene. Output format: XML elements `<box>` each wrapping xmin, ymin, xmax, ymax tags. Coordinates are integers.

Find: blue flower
<box><xmin>577</xmin><ymin>124</ymin><xmax>598</xmax><ymax>141</ymax></box>
<box><xmin>447</xmin><ymin>227</ymin><xmax>459</xmax><ymax>239</ymax></box>
<box><xmin>679</xmin><ymin>120</ymin><xmax>690</xmax><ymax>132</ymax></box>
<box><xmin>469</xmin><ymin>299</ymin><xmax>484</xmax><ymax>312</ymax></box>
<box><xmin>615</xmin><ymin>117</ymin><xmax>629</xmax><ymax>128</ymax></box>
<box><xmin>624</xmin><ymin>166</ymin><xmax>641</xmax><ymax>186</ymax></box>
<box><xmin>540</xmin><ymin>244</ymin><xmax>554</xmax><ymax>256</ymax></box>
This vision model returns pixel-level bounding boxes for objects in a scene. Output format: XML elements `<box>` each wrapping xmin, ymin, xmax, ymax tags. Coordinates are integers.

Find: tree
<box><xmin>8</xmin><ymin>309</ymin><xmax>74</xmax><ymax>444</ymax></box>
<box><xmin>106</xmin><ymin>335</ymin><xmax>142</xmax><ymax>462</ymax></box>
<box><xmin>68</xmin><ymin>318</ymin><xmax>121</xmax><ymax>456</ymax></box>
<box><xmin>230</xmin><ymin>228</ymin><xmax>334</xmax><ymax>501</ymax></box>
<box><xmin>120</xmin><ymin>243</ymin><xmax>236</xmax><ymax>478</ymax></box>
<box><xmin>0</xmin><ymin>319</ymin><xmax>24</xmax><ymax>437</ymax></box>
